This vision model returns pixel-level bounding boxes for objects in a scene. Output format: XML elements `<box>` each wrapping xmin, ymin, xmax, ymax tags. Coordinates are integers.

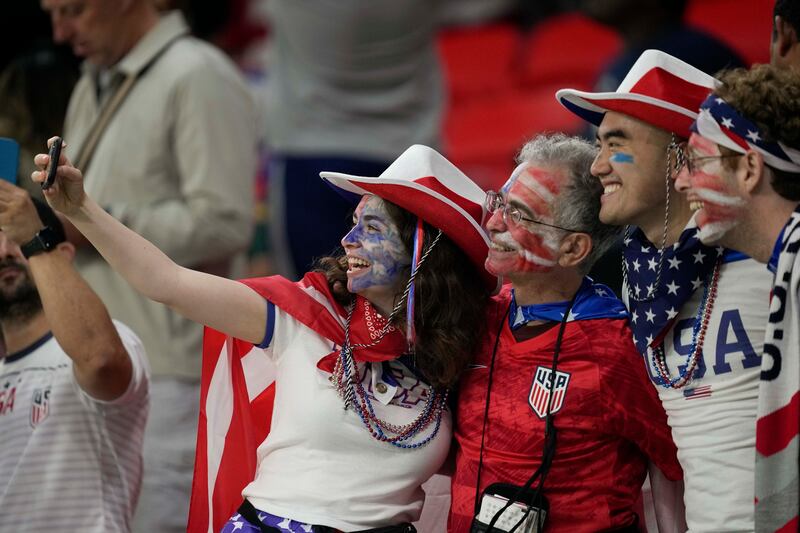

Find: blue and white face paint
<box><xmin>341</xmin><ymin>195</ymin><xmax>411</xmax><ymax>308</ymax></box>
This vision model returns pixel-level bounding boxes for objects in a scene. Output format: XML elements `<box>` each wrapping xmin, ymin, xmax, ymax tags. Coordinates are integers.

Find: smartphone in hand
<box><xmin>0</xmin><ymin>137</ymin><xmax>19</xmax><ymax>184</ymax></box>
<box><xmin>43</xmin><ymin>137</ymin><xmax>62</xmax><ymax>190</ymax></box>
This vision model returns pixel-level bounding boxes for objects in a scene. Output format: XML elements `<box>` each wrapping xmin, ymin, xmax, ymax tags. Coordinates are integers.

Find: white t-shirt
<box><xmin>0</xmin><ymin>321</ymin><xmax>149</xmax><ymax>533</ymax></box>
<box><xmin>242</xmin><ymin>306</ymin><xmax>452</xmax><ymax>531</ymax></box>
<box><xmin>643</xmin><ymin>256</ymin><xmax>771</xmax><ymax>532</ymax></box>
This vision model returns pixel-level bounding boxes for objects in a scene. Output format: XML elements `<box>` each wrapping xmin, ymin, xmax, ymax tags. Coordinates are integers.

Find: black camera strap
<box><xmin>475</xmin><ymin>293</ymin><xmax>577</xmax><ymax>532</ymax></box>
<box><xmin>473</xmin><ymin>300</ymin><xmax>512</xmax><ymax>515</ymax></box>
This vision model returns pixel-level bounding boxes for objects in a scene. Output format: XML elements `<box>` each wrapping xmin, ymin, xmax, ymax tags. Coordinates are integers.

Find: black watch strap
<box><xmin>20</xmin><ymin>226</ymin><xmax>60</xmax><ymax>259</ymax></box>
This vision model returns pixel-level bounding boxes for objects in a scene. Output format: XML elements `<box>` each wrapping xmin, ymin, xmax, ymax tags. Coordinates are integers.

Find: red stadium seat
<box><xmin>520</xmin><ymin>12</ymin><xmax>622</xmax><ymax>90</ymax></box>
<box><xmin>685</xmin><ymin>0</ymin><xmax>773</xmax><ymax>65</ymax></box>
<box><xmin>437</xmin><ymin>23</ymin><xmax>521</xmax><ymax>104</ymax></box>
<box><xmin>443</xmin><ymin>85</ymin><xmax>586</xmax><ymax>190</ymax></box>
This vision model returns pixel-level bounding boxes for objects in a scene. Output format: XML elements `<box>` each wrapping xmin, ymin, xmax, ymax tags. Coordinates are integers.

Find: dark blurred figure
<box><xmin>153</xmin><ymin>0</ymin><xmax>266</xmax><ymax>63</ymax></box>
<box><xmin>0</xmin><ymin>4</ymin><xmax>53</xmax><ymax>72</ymax></box>
<box><xmin>772</xmin><ymin>0</ymin><xmax>800</xmax><ymax>69</ymax></box>
<box><xmin>0</xmin><ymin>45</ymin><xmax>80</xmax><ymax>200</ymax></box>
<box><xmin>577</xmin><ymin>0</ymin><xmax>745</xmax><ymax>298</ymax></box>
<box><xmin>583</xmin><ymin>0</ymin><xmax>745</xmax><ymax>92</ymax></box>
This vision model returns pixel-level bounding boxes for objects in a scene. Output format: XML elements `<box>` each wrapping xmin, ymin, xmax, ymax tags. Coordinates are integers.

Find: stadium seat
<box><xmin>437</xmin><ymin>23</ymin><xmax>521</xmax><ymax>104</ymax></box>
<box><xmin>685</xmin><ymin>0</ymin><xmax>773</xmax><ymax>65</ymax></box>
<box><xmin>520</xmin><ymin>12</ymin><xmax>622</xmax><ymax>90</ymax></box>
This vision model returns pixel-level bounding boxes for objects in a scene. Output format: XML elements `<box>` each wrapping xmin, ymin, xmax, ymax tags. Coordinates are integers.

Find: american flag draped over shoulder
<box><xmin>187</xmin><ymin>273</ymin><xmax>345</xmax><ymax>533</ymax></box>
<box><xmin>624</xmin><ymin>225</ymin><xmax>721</xmax><ymax>354</ymax></box>
<box><xmin>755</xmin><ymin>205</ymin><xmax>800</xmax><ymax>533</ymax></box>
<box><xmin>187</xmin><ymin>272</ymin><xmax>405</xmax><ymax>533</ymax></box>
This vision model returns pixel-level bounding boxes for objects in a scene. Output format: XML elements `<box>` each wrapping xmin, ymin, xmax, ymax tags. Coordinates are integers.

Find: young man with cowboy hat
<box><xmin>449</xmin><ymin>133</ymin><xmax>681</xmax><ymax>532</ymax></box>
<box><xmin>674</xmin><ymin>64</ymin><xmax>800</xmax><ymax>533</ymax></box>
<box><xmin>556</xmin><ymin>50</ymin><xmax>773</xmax><ymax>531</ymax></box>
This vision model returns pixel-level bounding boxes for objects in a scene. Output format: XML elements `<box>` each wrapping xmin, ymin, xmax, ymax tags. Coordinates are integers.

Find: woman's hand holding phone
<box><xmin>32</xmin><ymin>136</ymin><xmax>87</xmax><ymax>217</ymax></box>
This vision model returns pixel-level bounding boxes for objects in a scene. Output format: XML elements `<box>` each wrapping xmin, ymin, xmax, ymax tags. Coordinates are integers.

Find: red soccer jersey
<box><xmin>449</xmin><ymin>290</ymin><xmax>682</xmax><ymax>532</ymax></box>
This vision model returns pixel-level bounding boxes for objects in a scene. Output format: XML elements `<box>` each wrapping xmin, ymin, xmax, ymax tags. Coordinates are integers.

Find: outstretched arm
<box><xmin>32</xmin><ymin>138</ymin><xmax>267</xmax><ymax>345</ymax></box>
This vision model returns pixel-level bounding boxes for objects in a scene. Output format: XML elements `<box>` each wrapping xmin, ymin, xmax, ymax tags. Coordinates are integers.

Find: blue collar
<box><xmin>768</xmin><ymin>223</ymin><xmax>788</xmax><ymax>274</ymax></box>
<box><xmin>509</xmin><ymin>278</ymin><xmax>628</xmax><ymax>330</ymax></box>
<box><xmin>3</xmin><ymin>332</ymin><xmax>53</xmax><ymax>363</ymax></box>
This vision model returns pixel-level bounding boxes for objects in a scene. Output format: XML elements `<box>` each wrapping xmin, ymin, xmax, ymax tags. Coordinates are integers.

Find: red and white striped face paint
<box><xmin>675</xmin><ymin>133</ymin><xmax>746</xmax><ymax>244</ymax></box>
<box><xmin>485</xmin><ymin>163</ymin><xmax>565</xmax><ymax>276</ymax></box>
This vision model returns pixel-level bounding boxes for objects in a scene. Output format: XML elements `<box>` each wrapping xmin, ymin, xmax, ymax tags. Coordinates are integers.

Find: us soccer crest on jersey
<box><xmin>529</xmin><ymin>367</ymin><xmax>570</xmax><ymax>419</ymax></box>
<box><xmin>30</xmin><ymin>386</ymin><xmax>51</xmax><ymax>427</ymax></box>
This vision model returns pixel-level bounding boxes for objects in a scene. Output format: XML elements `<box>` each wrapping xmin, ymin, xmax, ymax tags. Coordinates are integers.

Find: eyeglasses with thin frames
<box><xmin>485</xmin><ymin>191</ymin><xmax>585</xmax><ymax>233</ymax></box>
<box><xmin>684</xmin><ymin>154</ymin><xmax>742</xmax><ymax>175</ymax></box>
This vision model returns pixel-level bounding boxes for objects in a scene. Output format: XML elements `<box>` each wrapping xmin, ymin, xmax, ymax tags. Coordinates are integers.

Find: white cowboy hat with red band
<box><xmin>320</xmin><ymin>144</ymin><xmax>499</xmax><ymax>292</ymax></box>
<box><xmin>555</xmin><ymin>49</ymin><xmax>719</xmax><ymax>139</ymax></box>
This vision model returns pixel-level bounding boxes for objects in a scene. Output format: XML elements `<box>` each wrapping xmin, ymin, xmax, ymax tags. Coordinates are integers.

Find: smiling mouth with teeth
<box><xmin>347</xmin><ymin>257</ymin><xmax>371</xmax><ymax>271</ymax></box>
<box><xmin>490</xmin><ymin>242</ymin><xmax>515</xmax><ymax>252</ymax></box>
<box><xmin>690</xmin><ymin>200</ymin><xmax>705</xmax><ymax>211</ymax></box>
<box><xmin>603</xmin><ymin>183</ymin><xmax>621</xmax><ymax>195</ymax></box>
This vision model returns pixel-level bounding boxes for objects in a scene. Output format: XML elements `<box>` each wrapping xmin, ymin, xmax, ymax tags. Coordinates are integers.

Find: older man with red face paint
<box><xmin>449</xmin><ymin>133</ymin><xmax>681</xmax><ymax>533</ymax></box>
<box><xmin>674</xmin><ymin>65</ymin><xmax>800</xmax><ymax>533</ymax></box>
<box><xmin>557</xmin><ymin>50</ymin><xmax>775</xmax><ymax>532</ymax></box>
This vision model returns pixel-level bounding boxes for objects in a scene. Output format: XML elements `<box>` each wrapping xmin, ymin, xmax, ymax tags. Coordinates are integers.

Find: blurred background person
<box><xmin>39</xmin><ymin>0</ymin><xmax>258</xmax><ymax>531</ymax></box>
<box><xmin>0</xmin><ymin>46</ymin><xmax>79</xmax><ymax>201</ymax></box>
<box><xmin>262</xmin><ymin>0</ymin><xmax>444</xmax><ymax>280</ymax></box>
<box><xmin>0</xmin><ymin>185</ymin><xmax>149</xmax><ymax>533</ymax></box>
<box><xmin>579</xmin><ymin>0</ymin><xmax>745</xmax><ymax>92</ymax></box>
<box><xmin>772</xmin><ymin>0</ymin><xmax>800</xmax><ymax>69</ymax></box>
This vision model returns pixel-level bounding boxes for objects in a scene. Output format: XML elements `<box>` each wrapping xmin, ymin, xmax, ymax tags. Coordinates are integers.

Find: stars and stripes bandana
<box><xmin>509</xmin><ymin>277</ymin><xmax>628</xmax><ymax>329</ymax></box>
<box><xmin>693</xmin><ymin>94</ymin><xmax>800</xmax><ymax>173</ymax></box>
<box><xmin>624</xmin><ymin>224</ymin><xmax>722</xmax><ymax>354</ymax></box>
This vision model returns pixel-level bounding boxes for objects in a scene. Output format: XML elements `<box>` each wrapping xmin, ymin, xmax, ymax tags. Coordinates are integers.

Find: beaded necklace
<box><xmin>651</xmin><ymin>256</ymin><xmax>722</xmax><ymax>389</ymax></box>
<box><xmin>332</xmin><ymin>228</ymin><xmax>447</xmax><ymax>448</ymax></box>
<box><xmin>333</xmin><ymin>303</ymin><xmax>447</xmax><ymax>449</ymax></box>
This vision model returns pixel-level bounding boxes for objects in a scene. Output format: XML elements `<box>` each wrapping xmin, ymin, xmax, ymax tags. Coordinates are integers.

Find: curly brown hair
<box><xmin>315</xmin><ymin>198</ymin><xmax>490</xmax><ymax>389</ymax></box>
<box><xmin>714</xmin><ymin>65</ymin><xmax>800</xmax><ymax>200</ymax></box>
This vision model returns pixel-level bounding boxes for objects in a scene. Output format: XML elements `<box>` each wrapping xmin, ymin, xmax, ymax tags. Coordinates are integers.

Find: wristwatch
<box><xmin>20</xmin><ymin>226</ymin><xmax>60</xmax><ymax>259</ymax></box>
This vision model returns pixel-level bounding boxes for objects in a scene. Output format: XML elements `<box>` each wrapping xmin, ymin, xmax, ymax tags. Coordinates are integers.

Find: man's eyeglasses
<box><xmin>485</xmin><ymin>191</ymin><xmax>584</xmax><ymax>233</ymax></box>
<box><xmin>684</xmin><ymin>154</ymin><xmax>742</xmax><ymax>175</ymax></box>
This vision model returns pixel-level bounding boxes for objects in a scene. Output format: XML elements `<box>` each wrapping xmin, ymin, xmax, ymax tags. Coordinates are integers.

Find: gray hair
<box><xmin>516</xmin><ymin>133</ymin><xmax>621</xmax><ymax>273</ymax></box>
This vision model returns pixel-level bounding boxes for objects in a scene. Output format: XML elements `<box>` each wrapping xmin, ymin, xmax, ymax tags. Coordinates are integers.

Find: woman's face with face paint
<box><xmin>341</xmin><ymin>195</ymin><xmax>411</xmax><ymax>309</ymax></box>
<box><xmin>485</xmin><ymin>163</ymin><xmax>565</xmax><ymax>277</ymax></box>
<box><xmin>674</xmin><ymin>133</ymin><xmax>746</xmax><ymax>244</ymax></box>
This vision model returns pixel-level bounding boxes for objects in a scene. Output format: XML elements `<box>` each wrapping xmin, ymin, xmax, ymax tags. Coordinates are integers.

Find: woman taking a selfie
<box><xmin>33</xmin><ymin>140</ymin><xmax>494</xmax><ymax>533</ymax></box>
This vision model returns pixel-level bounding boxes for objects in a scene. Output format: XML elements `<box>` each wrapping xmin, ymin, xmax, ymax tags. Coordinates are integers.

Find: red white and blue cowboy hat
<box><xmin>556</xmin><ymin>49</ymin><xmax>719</xmax><ymax>138</ymax></box>
<box><xmin>320</xmin><ymin>144</ymin><xmax>498</xmax><ymax>292</ymax></box>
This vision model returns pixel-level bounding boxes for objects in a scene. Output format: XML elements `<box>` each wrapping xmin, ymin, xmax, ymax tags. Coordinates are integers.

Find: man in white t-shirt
<box><xmin>674</xmin><ymin>64</ymin><xmax>800</xmax><ymax>533</ymax></box>
<box><xmin>557</xmin><ymin>50</ymin><xmax>772</xmax><ymax>531</ymax></box>
<box><xmin>0</xmin><ymin>181</ymin><xmax>149</xmax><ymax>533</ymax></box>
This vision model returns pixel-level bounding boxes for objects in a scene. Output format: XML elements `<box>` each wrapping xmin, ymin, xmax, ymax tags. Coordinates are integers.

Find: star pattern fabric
<box><xmin>221</xmin><ymin>511</ymin><xmax>316</xmax><ymax>532</ymax></box>
<box><xmin>693</xmin><ymin>94</ymin><xmax>800</xmax><ymax>173</ymax></box>
<box><xmin>509</xmin><ymin>277</ymin><xmax>628</xmax><ymax>330</ymax></box>
<box><xmin>624</xmin><ymin>225</ymin><xmax>721</xmax><ymax>354</ymax></box>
